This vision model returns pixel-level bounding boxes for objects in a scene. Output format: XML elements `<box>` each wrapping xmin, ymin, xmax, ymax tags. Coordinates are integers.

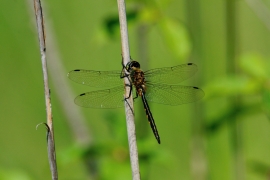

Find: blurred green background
<box><xmin>1</xmin><ymin>0</ymin><xmax>270</xmax><ymax>179</ymax></box>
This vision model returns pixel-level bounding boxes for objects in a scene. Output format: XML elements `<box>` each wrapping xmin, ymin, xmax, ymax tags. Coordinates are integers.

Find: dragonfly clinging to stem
<box><xmin>68</xmin><ymin>60</ymin><xmax>204</xmax><ymax>144</ymax></box>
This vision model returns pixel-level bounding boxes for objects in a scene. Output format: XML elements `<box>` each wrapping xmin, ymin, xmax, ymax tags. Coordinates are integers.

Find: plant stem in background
<box><xmin>226</xmin><ymin>1</ymin><xmax>245</xmax><ymax>180</ymax></box>
<box><xmin>33</xmin><ymin>0</ymin><xmax>58</xmax><ymax>179</ymax></box>
<box><xmin>185</xmin><ymin>1</ymin><xmax>207</xmax><ymax>180</ymax></box>
<box><xmin>27</xmin><ymin>0</ymin><xmax>92</xmax><ymax>146</ymax></box>
<box><xmin>117</xmin><ymin>0</ymin><xmax>140</xmax><ymax>179</ymax></box>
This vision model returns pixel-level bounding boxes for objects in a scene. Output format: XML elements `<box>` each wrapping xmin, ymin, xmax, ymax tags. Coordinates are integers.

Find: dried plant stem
<box><xmin>33</xmin><ymin>0</ymin><xmax>58</xmax><ymax>179</ymax></box>
<box><xmin>117</xmin><ymin>0</ymin><xmax>140</xmax><ymax>179</ymax></box>
<box><xmin>26</xmin><ymin>0</ymin><xmax>91</xmax><ymax>146</ymax></box>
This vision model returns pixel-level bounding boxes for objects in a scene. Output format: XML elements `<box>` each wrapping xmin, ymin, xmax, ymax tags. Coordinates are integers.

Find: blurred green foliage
<box><xmin>204</xmin><ymin>53</ymin><xmax>270</xmax><ymax>133</ymax></box>
<box><xmin>1</xmin><ymin>0</ymin><xmax>270</xmax><ymax>180</ymax></box>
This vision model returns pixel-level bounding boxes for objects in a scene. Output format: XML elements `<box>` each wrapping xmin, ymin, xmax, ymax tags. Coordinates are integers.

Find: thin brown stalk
<box><xmin>26</xmin><ymin>0</ymin><xmax>91</xmax><ymax>147</ymax></box>
<box><xmin>33</xmin><ymin>0</ymin><xmax>58</xmax><ymax>179</ymax></box>
<box><xmin>117</xmin><ymin>0</ymin><xmax>140</xmax><ymax>179</ymax></box>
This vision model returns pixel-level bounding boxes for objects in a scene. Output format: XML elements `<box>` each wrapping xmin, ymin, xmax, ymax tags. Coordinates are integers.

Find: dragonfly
<box><xmin>68</xmin><ymin>61</ymin><xmax>204</xmax><ymax>144</ymax></box>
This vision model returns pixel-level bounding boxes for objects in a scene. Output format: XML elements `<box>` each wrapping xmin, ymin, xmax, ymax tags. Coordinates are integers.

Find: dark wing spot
<box><xmin>74</xmin><ymin>69</ymin><xmax>81</xmax><ymax>71</ymax></box>
<box><xmin>187</xmin><ymin>63</ymin><xmax>193</xmax><ymax>65</ymax></box>
<box><xmin>193</xmin><ymin>87</ymin><xmax>199</xmax><ymax>89</ymax></box>
<box><xmin>80</xmin><ymin>93</ymin><xmax>86</xmax><ymax>96</ymax></box>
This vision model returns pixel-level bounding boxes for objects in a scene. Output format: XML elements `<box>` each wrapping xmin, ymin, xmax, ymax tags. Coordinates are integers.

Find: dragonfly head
<box><xmin>126</xmin><ymin>61</ymin><xmax>141</xmax><ymax>72</ymax></box>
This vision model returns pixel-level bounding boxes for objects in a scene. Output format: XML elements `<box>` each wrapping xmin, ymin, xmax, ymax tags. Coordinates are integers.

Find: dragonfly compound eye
<box><xmin>130</xmin><ymin>61</ymin><xmax>140</xmax><ymax>69</ymax></box>
<box><xmin>126</xmin><ymin>61</ymin><xmax>141</xmax><ymax>72</ymax></box>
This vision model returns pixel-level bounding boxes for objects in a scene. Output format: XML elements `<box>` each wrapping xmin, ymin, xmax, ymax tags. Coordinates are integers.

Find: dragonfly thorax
<box><xmin>131</xmin><ymin>69</ymin><xmax>146</xmax><ymax>96</ymax></box>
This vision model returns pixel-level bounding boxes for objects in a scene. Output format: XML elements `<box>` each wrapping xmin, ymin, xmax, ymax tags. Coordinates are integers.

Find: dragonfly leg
<box><xmin>120</xmin><ymin>55</ymin><xmax>133</xmax><ymax>68</ymax></box>
<box><xmin>124</xmin><ymin>98</ymin><xmax>135</xmax><ymax>115</ymax></box>
<box><xmin>120</xmin><ymin>71</ymin><xmax>129</xmax><ymax>79</ymax></box>
<box><xmin>120</xmin><ymin>57</ymin><xmax>134</xmax><ymax>79</ymax></box>
<box><xmin>133</xmin><ymin>92</ymin><xmax>138</xmax><ymax>101</ymax></box>
<box><xmin>123</xmin><ymin>84</ymin><xmax>135</xmax><ymax>115</ymax></box>
<box><xmin>120</xmin><ymin>62</ymin><xmax>130</xmax><ymax>79</ymax></box>
<box><xmin>124</xmin><ymin>83</ymin><xmax>134</xmax><ymax>99</ymax></box>
<box><xmin>120</xmin><ymin>66</ymin><xmax>133</xmax><ymax>96</ymax></box>
<box><xmin>121</xmin><ymin>59</ymin><xmax>135</xmax><ymax>114</ymax></box>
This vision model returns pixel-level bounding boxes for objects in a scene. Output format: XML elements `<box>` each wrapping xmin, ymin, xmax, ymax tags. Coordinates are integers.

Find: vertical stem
<box><xmin>117</xmin><ymin>0</ymin><xmax>140</xmax><ymax>179</ymax></box>
<box><xmin>225</xmin><ymin>1</ymin><xmax>244</xmax><ymax>180</ymax></box>
<box><xmin>185</xmin><ymin>1</ymin><xmax>207</xmax><ymax>180</ymax></box>
<box><xmin>26</xmin><ymin>0</ymin><xmax>91</xmax><ymax>146</ymax></box>
<box><xmin>33</xmin><ymin>0</ymin><xmax>58</xmax><ymax>179</ymax></box>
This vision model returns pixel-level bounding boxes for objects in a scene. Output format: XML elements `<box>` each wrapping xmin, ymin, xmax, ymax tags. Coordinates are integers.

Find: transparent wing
<box><xmin>74</xmin><ymin>86</ymin><xmax>127</xmax><ymax>108</ymax></box>
<box><xmin>144</xmin><ymin>63</ymin><xmax>198</xmax><ymax>84</ymax></box>
<box><xmin>73</xmin><ymin>84</ymin><xmax>204</xmax><ymax>108</ymax></box>
<box><xmin>68</xmin><ymin>69</ymin><xmax>122</xmax><ymax>88</ymax></box>
<box><xmin>145</xmin><ymin>84</ymin><xmax>204</xmax><ymax>105</ymax></box>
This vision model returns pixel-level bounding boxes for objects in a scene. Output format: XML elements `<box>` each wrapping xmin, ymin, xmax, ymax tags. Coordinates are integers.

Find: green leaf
<box><xmin>203</xmin><ymin>76</ymin><xmax>261</xmax><ymax>98</ymax></box>
<box><xmin>0</xmin><ymin>168</ymin><xmax>31</xmax><ymax>180</ymax></box>
<box><xmin>239</xmin><ymin>53</ymin><xmax>268</xmax><ymax>79</ymax></box>
<box><xmin>158</xmin><ymin>18</ymin><xmax>191</xmax><ymax>60</ymax></box>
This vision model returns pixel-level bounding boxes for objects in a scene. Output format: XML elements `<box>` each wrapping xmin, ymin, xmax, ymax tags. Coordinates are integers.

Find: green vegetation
<box><xmin>1</xmin><ymin>0</ymin><xmax>270</xmax><ymax>179</ymax></box>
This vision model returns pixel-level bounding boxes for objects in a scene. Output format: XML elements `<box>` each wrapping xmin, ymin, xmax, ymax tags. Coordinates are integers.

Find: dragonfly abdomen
<box><xmin>141</xmin><ymin>91</ymin><xmax>161</xmax><ymax>144</ymax></box>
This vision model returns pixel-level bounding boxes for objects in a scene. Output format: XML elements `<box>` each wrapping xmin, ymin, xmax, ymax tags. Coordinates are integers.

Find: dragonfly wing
<box><xmin>145</xmin><ymin>84</ymin><xmax>204</xmax><ymax>105</ymax></box>
<box><xmin>74</xmin><ymin>86</ymin><xmax>125</xmax><ymax>108</ymax></box>
<box><xmin>68</xmin><ymin>69</ymin><xmax>122</xmax><ymax>88</ymax></box>
<box><xmin>144</xmin><ymin>63</ymin><xmax>198</xmax><ymax>84</ymax></box>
